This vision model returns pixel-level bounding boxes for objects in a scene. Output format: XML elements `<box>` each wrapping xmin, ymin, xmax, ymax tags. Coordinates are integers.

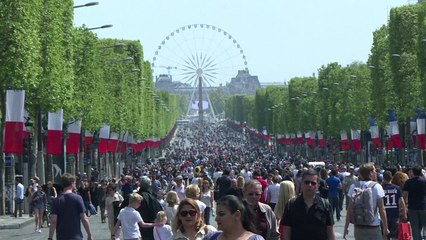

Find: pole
<box><xmin>198</xmin><ymin>76</ymin><xmax>203</xmax><ymax>123</ymax></box>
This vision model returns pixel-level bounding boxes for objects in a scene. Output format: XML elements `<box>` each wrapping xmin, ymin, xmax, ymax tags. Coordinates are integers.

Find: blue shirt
<box><xmin>382</xmin><ymin>183</ymin><xmax>401</xmax><ymax>219</ymax></box>
<box><xmin>326</xmin><ymin>176</ymin><xmax>340</xmax><ymax>197</ymax></box>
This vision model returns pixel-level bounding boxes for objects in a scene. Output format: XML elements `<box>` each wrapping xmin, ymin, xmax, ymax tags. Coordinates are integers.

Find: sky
<box><xmin>73</xmin><ymin>0</ymin><xmax>415</xmax><ymax>86</ymax></box>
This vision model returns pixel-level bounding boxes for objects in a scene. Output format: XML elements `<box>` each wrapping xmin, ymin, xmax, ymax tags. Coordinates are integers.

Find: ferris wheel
<box><xmin>151</xmin><ymin>24</ymin><xmax>249</xmax><ymax>119</ymax></box>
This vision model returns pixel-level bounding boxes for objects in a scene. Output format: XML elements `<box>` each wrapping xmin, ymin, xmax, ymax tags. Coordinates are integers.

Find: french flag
<box><xmin>108</xmin><ymin>132</ymin><xmax>119</xmax><ymax>152</ymax></box>
<box><xmin>388</xmin><ymin>110</ymin><xmax>402</xmax><ymax>148</ymax></box>
<box><xmin>66</xmin><ymin>120</ymin><xmax>81</xmax><ymax>154</ymax></box>
<box><xmin>4</xmin><ymin>90</ymin><xmax>25</xmax><ymax>154</ymax></box>
<box><xmin>369</xmin><ymin>116</ymin><xmax>381</xmax><ymax>149</ymax></box>
<box><xmin>305</xmin><ymin>131</ymin><xmax>311</xmax><ymax>146</ymax></box>
<box><xmin>417</xmin><ymin>109</ymin><xmax>426</xmax><ymax>150</ymax></box>
<box><xmin>340</xmin><ymin>130</ymin><xmax>350</xmax><ymax>151</ymax></box>
<box><xmin>46</xmin><ymin>109</ymin><xmax>63</xmax><ymax>155</ymax></box>
<box><xmin>297</xmin><ymin>131</ymin><xmax>303</xmax><ymax>145</ymax></box>
<box><xmin>98</xmin><ymin>124</ymin><xmax>110</xmax><ymax>153</ymax></box>
<box><xmin>351</xmin><ymin>129</ymin><xmax>361</xmax><ymax>152</ymax></box>
<box><xmin>317</xmin><ymin>130</ymin><xmax>325</xmax><ymax>148</ymax></box>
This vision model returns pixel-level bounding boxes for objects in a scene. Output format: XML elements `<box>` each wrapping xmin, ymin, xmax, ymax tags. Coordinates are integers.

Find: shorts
<box><xmin>34</xmin><ymin>203</ymin><xmax>45</xmax><ymax>210</ymax></box>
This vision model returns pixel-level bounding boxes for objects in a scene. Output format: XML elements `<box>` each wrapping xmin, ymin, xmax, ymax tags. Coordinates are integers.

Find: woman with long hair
<box><xmin>31</xmin><ymin>185</ymin><xmax>47</xmax><ymax>233</ymax></box>
<box><xmin>171</xmin><ymin>198</ymin><xmax>216</xmax><ymax>240</ymax></box>
<box><xmin>205</xmin><ymin>195</ymin><xmax>264</xmax><ymax>240</ymax></box>
<box><xmin>274</xmin><ymin>180</ymin><xmax>296</xmax><ymax>222</ymax></box>
<box><xmin>200</xmin><ymin>180</ymin><xmax>214</xmax><ymax>225</ymax></box>
<box><xmin>164</xmin><ymin>190</ymin><xmax>180</xmax><ymax>225</ymax></box>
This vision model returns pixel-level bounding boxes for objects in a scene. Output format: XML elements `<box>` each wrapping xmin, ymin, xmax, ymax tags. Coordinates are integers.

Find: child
<box><xmin>153</xmin><ymin>211</ymin><xmax>173</xmax><ymax>240</ymax></box>
<box><xmin>111</xmin><ymin>192</ymin><xmax>161</xmax><ymax>240</ymax></box>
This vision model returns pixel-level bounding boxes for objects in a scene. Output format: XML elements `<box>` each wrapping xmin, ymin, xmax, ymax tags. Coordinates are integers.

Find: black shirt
<box><xmin>282</xmin><ymin>194</ymin><xmax>334</xmax><ymax>240</ymax></box>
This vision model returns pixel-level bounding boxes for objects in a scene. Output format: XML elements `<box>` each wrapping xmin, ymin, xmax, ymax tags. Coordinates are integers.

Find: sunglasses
<box><xmin>304</xmin><ymin>181</ymin><xmax>317</xmax><ymax>186</ymax></box>
<box><xmin>179</xmin><ymin>210</ymin><xmax>197</xmax><ymax>217</ymax></box>
<box><xmin>247</xmin><ymin>193</ymin><xmax>261</xmax><ymax>197</ymax></box>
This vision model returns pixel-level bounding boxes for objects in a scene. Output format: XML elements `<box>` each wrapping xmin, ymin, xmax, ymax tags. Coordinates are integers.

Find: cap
<box><xmin>175</xmin><ymin>175</ymin><xmax>183</xmax><ymax>180</ymax></box>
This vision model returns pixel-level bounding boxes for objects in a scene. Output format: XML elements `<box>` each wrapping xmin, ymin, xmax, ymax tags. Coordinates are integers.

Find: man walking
<box><xmin>14</xmin><ymin>177</ymin><xmax>24</xmax><ymax>217</ymax></box>
<box><xmin>344</xmin><ymin>162</ymin><xmax>389</xmax><ymax>240</ymax></box>
<box><xmin>282</xmin><ymin>169</ymin><xmax>336</xmax><ymax>240</ymax></box>
<box><xmin>48</xmin><ymin>173</ymin><xmax>93</xmax><ymax>240</ymax></box>
<box><xmin>403</xmin><ymin>165</ymin><xmax>426</xmax><ymax>240</ymax></box>
<box><xmin>382</xmin><ymin>170</ymin><xmax>406</xmax><ymax>239</ymax></box>
<box><xmin>326</xmin><ymin>169</ymin><xmax>342</xmax><ymax>221</ymax></box>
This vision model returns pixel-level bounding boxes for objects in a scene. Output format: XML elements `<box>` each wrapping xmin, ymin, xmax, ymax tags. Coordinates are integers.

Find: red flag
<box><xmin>340</xmin><ymin>130</ymin><xmax>350</xmax><ymax>151</ymax></box>
<box><xmin>4</xmin><ymin>90</ymin><xmax>25</xmax><ymax>154</ymax></box>
<box><xmin>351</xmin><ymin>129</ymin><xmax>361</xmax><ymax>152</ymax></box>
<box><xmin>108</xmin><ymin>132</ymin><xmax>119</xmax><ymax>152</ymax></box>
<box><xmin>98</xmin><ymin>124</ymin><xmax>110</xmax><ymax>153</ymax></box>
<box><xmin>66</xmin><ymin>120</ymin><xmax>81</xmax><ymax>154</ymax></box>
<box><xmin>46</xmin><ymin>109</ymin><xmax>63</xmax><ymax>155</ymax></box>
<box><xmin>418</xmin><ymin>117</ymin><xmax>426</xmax><ymax>150</ymax></box>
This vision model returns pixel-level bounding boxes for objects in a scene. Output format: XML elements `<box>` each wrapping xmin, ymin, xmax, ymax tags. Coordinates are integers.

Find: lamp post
<box><xmin>87</xmin><ymin>24</ymin><xmax>113</xmax><ymax>31</ymax></box>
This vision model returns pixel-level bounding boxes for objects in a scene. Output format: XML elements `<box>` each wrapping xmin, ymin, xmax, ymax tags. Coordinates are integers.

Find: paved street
<box><xmin>0</xmin><ymin>207</ymin><xmax>355</xmax><ymax>240</ymax></box>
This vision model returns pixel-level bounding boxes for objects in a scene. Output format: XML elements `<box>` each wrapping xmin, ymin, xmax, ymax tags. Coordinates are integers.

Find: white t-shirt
<box><xmin>347</xmin><ymin>180</ymin><xmax>385</xmax><ymax>226</ymax></box>
<box><xmin>195</xmin><ymin>199</ymin><xmax>206</xmax><ymax>214</ymax></box>
<box><xmin>164</xmin><ymin>205</ymin><xmax>178</xmax><ymax>225</ymax></box>
<box><xmin>153</xmin><ymin>224</ymin><xmax>173</xmax><ymax>240</ymax></box>
<box><xmin>117</xmin><ymin>207</ymin><xmax>143</xmax><ymax>239</ymax></box>
<box><xmin>267</xmin><ymin>183</ymin><xmax>280</xmax><ymax>204</ymax></box>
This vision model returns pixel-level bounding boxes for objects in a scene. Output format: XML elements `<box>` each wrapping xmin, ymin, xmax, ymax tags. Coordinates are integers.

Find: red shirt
<box><xmin>254</xmin><ymin>176</ymin><xmax>268</xmax><ymax>203</ymax></box>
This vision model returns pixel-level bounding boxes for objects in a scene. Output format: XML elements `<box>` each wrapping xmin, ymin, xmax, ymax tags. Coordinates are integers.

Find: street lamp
<box><xmin>73</xmin><ymin>2</ymin><xmax>99</xmax><ymax>8</ymax></box>
<box><xmin>87</xmin><ymin>24</ymin><xmax>113</xmax><ymax>31</ymax></box>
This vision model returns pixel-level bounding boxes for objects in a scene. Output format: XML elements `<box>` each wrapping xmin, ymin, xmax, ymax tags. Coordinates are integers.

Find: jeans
<box><xmin>204</xmin><ymin>207</ymin><xmax>211</xmax><ymax>225</ymax></box>
<box><xmin>408</xmin><ymin>209</ymin><xmax>426</xmax><ymax>240</ymax></box>
<box><xmin>14</xmin><ymin>198</ymin><xmax>23</xmax><ymax>217</ymax></box>
<box><xmin>328</xmin><ymin>195</ymin><xmax>340</xmax><ymax>220</ymax></box>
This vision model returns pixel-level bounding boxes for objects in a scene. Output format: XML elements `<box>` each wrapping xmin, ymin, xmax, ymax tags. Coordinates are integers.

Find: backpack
<box><xmin>350</xmin><ymin>181</ymin><xmax>377</xmax><ymax>225</ymax></box>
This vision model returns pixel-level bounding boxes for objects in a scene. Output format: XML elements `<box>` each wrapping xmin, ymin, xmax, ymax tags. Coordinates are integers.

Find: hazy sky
<box><xmin>73</xmin><ymin>0</ymin><xmax>414</xmax><ymax>85</ymax></box>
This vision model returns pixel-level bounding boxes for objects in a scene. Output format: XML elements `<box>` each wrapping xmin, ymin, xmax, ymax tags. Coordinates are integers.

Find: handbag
<box><xmin>88</xmin><ymin>202</ymin><xmax>97</xmax><ymax>216</ymax></box>
<box><xmin>398</xmin><ymin>222</ymin><xmax>411</xmax><ymax>240</ymax></box>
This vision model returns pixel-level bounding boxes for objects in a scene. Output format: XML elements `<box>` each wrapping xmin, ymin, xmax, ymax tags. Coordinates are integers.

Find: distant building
<box><xmin>155</xmin><ymin>74</ymin><xmax>191</xmax><ymax>92</ymax></box>
<box><xmin>226</xmin><ymin>70</ymin><xmax>261</xmax><ymax>95</ymax></box>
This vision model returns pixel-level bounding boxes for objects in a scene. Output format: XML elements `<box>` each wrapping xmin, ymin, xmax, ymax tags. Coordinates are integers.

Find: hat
<box><xmin>175</xmin><ymin>175</ymin><xmax>183</xmax><ymax>180</ymax></box>
<box><xmin>33</xmin><ymin>176</ymin><xmax>40</xmax><ymax>181</ymax></box>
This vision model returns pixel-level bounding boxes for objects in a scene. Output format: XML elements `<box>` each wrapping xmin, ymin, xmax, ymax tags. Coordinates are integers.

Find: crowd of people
<box><xmin>13</xmin><ymin>121</ymin><xmax>426</xmax><ymax>240</ymax></box>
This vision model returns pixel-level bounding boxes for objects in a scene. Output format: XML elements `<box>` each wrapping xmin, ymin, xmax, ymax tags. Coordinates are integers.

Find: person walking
<box><xmin>136</xmin><ymin>176</ymin><xmax>164</xmax><ymax>240</ymax></box>
<box><xmin>14</xmin><ymin>177</ymin><xmax>24</xmax><ymax>218</ymax></box>
<box><xmin>31</xmin><ymin>185</ymin><xmax>47</xmax><ymax>233</ymax></box>
<box><xmin>282</xmin><ymin>169</ymin><xmax>336</xmax><ymax>240</ymax></box>
<box><xmin>48</xmin><ymin>173</ymin><xmax>93</xmax><ymax>240</ymax></box>
<box><xmin>105</xmin><ymin>184</ymin><xmax>124</xmax><ymax>240</ymax></box>
<box><xmin>344</xmin><ymin>162</ymin><xmax>389</xmax><ymax>240</ymax></box>
<box><xmin>326</xmin><ymin>169</ymin><xmax>342</xmax><ymax>221</ymax></box>
<box><xmin>403</xmin><ymin>165</ymin><xmax>426</xmax><ymax>240</ymax></box>
<box><xmin>243</xmin><ymin>179</ymin><xmax>280</xmax><ymax>240</ymax></box>
<box><xmin>205</xmin><ymin>195</ymin><xmax>265</xmax><ymax>240</ymax></box>
<box><xmin>382</xmin><ymin>170</ymin><xmax>406</xmax><ymax>239</ymax></box>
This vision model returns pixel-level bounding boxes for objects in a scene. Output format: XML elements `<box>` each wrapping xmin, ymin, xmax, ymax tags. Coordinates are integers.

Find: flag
<box><xmin>108</xmin><ymin>132</ymin><xmax>119</xmax><ymax>152</ymax></box>
<box><xmin>318</xmin><ymin>130</ymin><xmax>325</xmax><ymax>148</ymax></box>
<box><xmin>369</xmin><ymin>116</ymin><xmax>381</xmax><ymax>150</ymax></box>
<box><xmin>417</xmin><ymin>109</ymin><xmax>426</xmax><ymax>150</ymax></box>
<box><xmin>297</xmin><ymin>131</ymin><xmax>303</xmax><ymax>145</ymax></box>
<box><xmin>388</xmin><ymin>110</ymin><xmax>402</xmax><ymax>148</ymax></box>
<box><xmin>386</xmin><ymin>125</ymin><xmax>393</xmax><ymax>150</ymax></box>
<box><xmin>98</xmin><ymin>124</ymin><xmax>110</xmax><ymax>153</ymax></box>
<box><xmin>340</xmin><ymin>130</ymin><xmax>350</xmax><ymax>151</ymax></box>
<box><xmin>351</xmin><ymin>129</ymin><xmax>361</xmax><ymax>152</ymax></box>
<box><xmin>4</xmin><ymin>90</ymin><xmax>25</xmax><ymax>154</ymax></box>
<box><xmin>66</xmin><ymin>120</ymin><xmax>81</xmax><ymax>154</ymax></box>
<box><xmin>46</xmin><ymin>109</ymin><xmax>63</xmax><ymax>155</ymax></box>
<box><xmin>305</xmin><ymin>131</ymin><xmax>311</xmax><ymax>146</ymax></box>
